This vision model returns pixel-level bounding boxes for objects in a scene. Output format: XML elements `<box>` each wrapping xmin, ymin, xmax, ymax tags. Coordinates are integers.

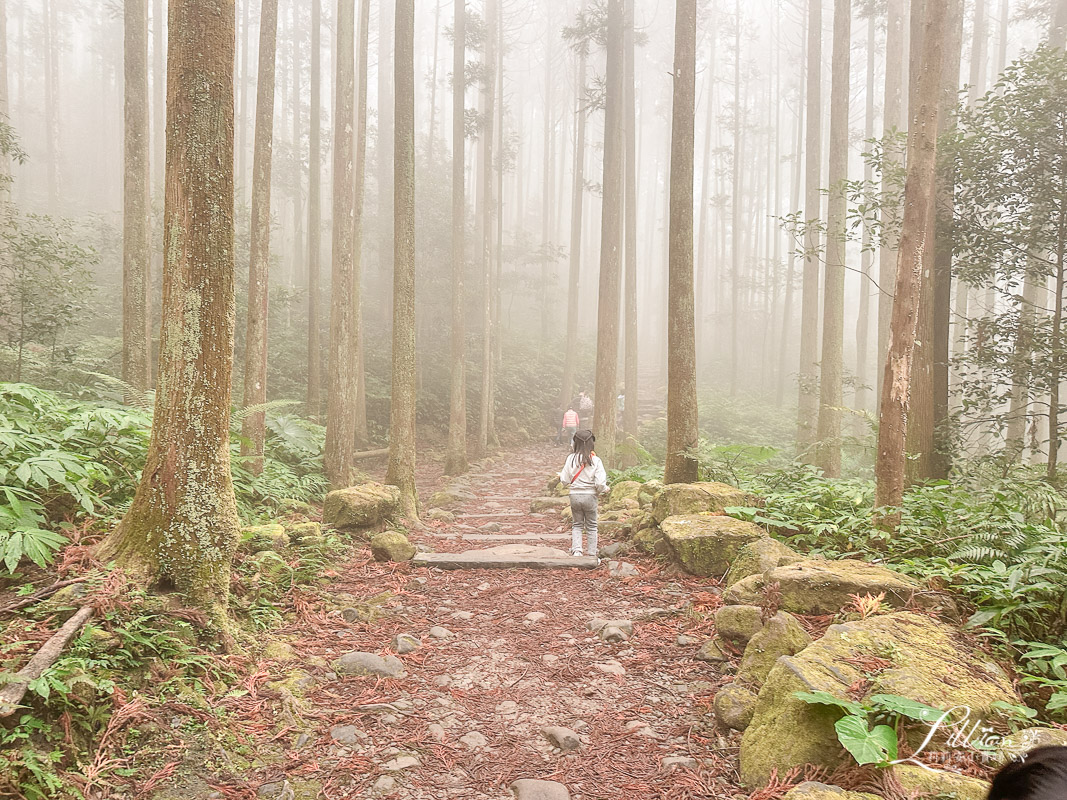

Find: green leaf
<box><xmin>834</xmin><ymin>714</ymin><xmax>898</xmax><ymax>766</ymax></box>
<box><xmin>868</xmin><ymin>694</ymin><xmax>946</xmax><ymax>723</ymax></box>
<box><xmin>793</xmin><ymin>690</ymin><xmax>866</xmax><ymax>716</ymax></box>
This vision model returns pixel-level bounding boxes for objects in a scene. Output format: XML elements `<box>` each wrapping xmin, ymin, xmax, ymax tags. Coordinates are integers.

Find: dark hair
<box><xmin>571</xmin><ymin>429</ymin><xmax>595</xmax><ymax>467</ymax></box>
<box><xmin>989</xmin><ymin>746</ymin><xmax>1067</xmax><ymax>800</ymax></box>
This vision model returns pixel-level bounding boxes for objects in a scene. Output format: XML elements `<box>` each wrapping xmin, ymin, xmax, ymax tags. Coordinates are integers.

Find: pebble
<box><xmin>477</xmin><ymin>582</ymin><xmax>491</xmax><ymax>591</ymax></box>
<box><xmin>429</xmin><ymin>626</ymin><xmax>453</xmax><ymax>639</ymax></box>
<box><xmin>294</xmin><ymin>732</ymin><xmax>311</xmax><ymax>749</ymax></box>
<box><xmin>434</xmin><ymin>675</ymin><xmax>453</xmax><ymax>687</ymax></box>
<box><xmin>480</xmin><ymin>522</ymin><xmax>503</xmax><ymax>532</ymax></box>
<box><xmin>382</xmin><ymin>755</ymin><xmax>420</xmax><ymax>771</ymax></box>
<box><xmin>451</xmin><ymin>610</ymin><xmax>474</xmax><ymax>620</ymax></box>
<box><xmin>372</xmin><ymin>776</ymin><xmax>397</xmax><ymax>793</ymax></box>
<box><xmin>541</xmin><ymin>725</ymin><xmax>582</xmax><ymax>751</ymax></box>
<box><xmin>460</xmin><ymin>731</ymin><xmax>489</xmax><ymax>749</ymax></box>
<box><xmin>608</xmin><ymin>560</ymin><xmax>640</xmax><ymax>577</ymax></box>
<box><xmin>496</xmin><ymin>700</ymin><xmax>518</xmax><ymax>713</ymax></box>
<box><xmin>542</xmin><ymin>654</ymin><xmax>559</xmax><ymax>664</ymax></box>
<box><xmin>428</xmin><ymin>723</ymin><xmax>447</xmax><ymax>742</ymax></box>
<box><xmin>392</xmin><ymin>633</ymin><xmax>421</xmax><ymax>654</ymax></box>
<box><xmin>676</xmin><ymin>634</ymin><xmax>700</xmax><ymax>646</ymax></box>
<box><xmin>524</xmin><ymin>611</ymin><xmax>547</xmax><ymax>623</ymax></box>
<box><xmin>662</xmin><ymin>755</ymin><xmax>699</xmax><ymax>770</ymax></box>
<box><xmin>510</xmin><ymin>779</ymin><xmax>571</xmax><ymax>800</ymax></box>
<box><xmin>595</xmin><ymin>660</ymin><xmax>626</xmax><ymax>676</ymax></box>
<box><xmin>330</xmin><ymin>724</ymin><xmax>364</xmax><ymax>746</ymax></box>
<box><xmin>332</xmin><ymin>651</ymin><xmax>406</xmax><ymax>678</ymax></box>
<box><xmin>257</xmin><ymin>781</ymin><xmax>294</xmax><ymax>800</ymax></box>
<box><xmin>340</xmin><ymin>607</ymin><xmax>362</xmax><ymax>623</ymax></box>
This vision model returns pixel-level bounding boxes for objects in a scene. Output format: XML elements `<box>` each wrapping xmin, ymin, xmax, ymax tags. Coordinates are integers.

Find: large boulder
<box><xmin>724</xmin><ymin>537</ymin><xmax>804</xmax><ymax>587</ymax></box>
<box><xmin>651</xmin><ymin>482</ymin><xmax>756</xmax><ymax>524</ymax></box>
<box><xmin>768</xmin><ymin>559</ymin><xmax>924</xmax><ymax>615</ymax></box>
<box><xmin>323</xmin><ymin>483</ymin><xmax>401</xmax><ymax>530</ymax></box>
<box><xmin>637</xmin><ymin>480</ymin><xmax>662</xmax><ymax>508</ymax></box>
<box><xmin>240</xmin><ymin>523</ymin><xmax>290</xmax><ymax>553</ymax></box>
<box><xmin>739</xmin><ymin>612</ymin><xmax>1018</xmax><ymax>787</ymax></box>
<box><xmin>782</xmin><ymin>783</ymin><xmax>880</xmax><ymax>800</ymax></box>
<box><xmin>531</xmin><ymin>496</ymin><xmax>570</xmax><ymax>512</ymax></box>
<box><xmin>604</xmin><ymin>481</ymin><xmax>642</xmax><ymax>510</ymax></box>
<box><xmin>995</xmin><ymin>727</ymin><xmax>1067</xmax><ymax>766</ymax></box>
<box><xmin>723</xmin><ymin>573</ymin><xmax>767</xmax><ymax>606</ymax></box>
<box><xmin>660</xmin><ymin>516</ymin><xmax>768</xmax><ymax>577</ymax></box>
<box><xmin>738</xmin><ymin>612</ymin><xmax>812</xmax><ymax>685</ymax></box>
<box><xmin>891</xmin><ymin>765</ymin><xmax>987</xmax><ymax>800</ymax></box>
<box><xmin>370</xmin><ymin>531</ymin><xmax>416</xmax><ymax>562</ymax></box>
<box><xmin>715</xmin><ymin>605</ymin><xmax>765</xmax><ymax>647</ymax></box>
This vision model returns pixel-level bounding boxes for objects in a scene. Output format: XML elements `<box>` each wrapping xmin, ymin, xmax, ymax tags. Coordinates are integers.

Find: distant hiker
<box><xmin>559</xmin><ymin>406</ymin><xmax>580</xmax><ymax>447</ymax></box>
<box><xmin>578</xmin><ymin>390</ymin><xmax>594</xmax><ymax>421</ymax></box>
<box><xmin>988</xmin><ymin>746</ymin><xmax>1067</xmax><ymax>800</ymax></box>
<box><xmin>558</xmin><ymin>429</ymin><xmax>609</xmax><ymax>559</ymax></box>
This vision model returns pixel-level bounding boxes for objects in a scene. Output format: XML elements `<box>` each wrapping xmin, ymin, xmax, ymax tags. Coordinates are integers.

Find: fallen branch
<box><xmin>0</xmin><ymin>605</ymin><xmax>94</xmax><ymax>717</ymax></box>
<box><xmin>0</xmin><ymin>577</ymin><xmax>88</xmax><ymax>616</ymax></box>
<box><xmin>353</xmin><ymin>448</ymin><xmax>390</xmax><ymax>461</ymax></box>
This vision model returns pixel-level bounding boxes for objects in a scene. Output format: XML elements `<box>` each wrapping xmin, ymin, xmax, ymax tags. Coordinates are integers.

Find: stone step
<box><xmin>429</xmin><ymin>532</ymin><xmax>570</xmax><ymax>541</ymax></box>
<box><xmin>413</xmin><ymin>544</ymin><xmax>597</xmax><ymax>570</ymax></box>
<box><xmin>456</xmin><ymin>512</ymin><xmax>526</xmax><ymax>518</ymax></box>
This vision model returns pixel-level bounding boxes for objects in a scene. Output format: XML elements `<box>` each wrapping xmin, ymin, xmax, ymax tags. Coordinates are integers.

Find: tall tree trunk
<box><xmin>877</xmin><ymin>0</ymin><xmax>906</xmax><ymax>402</ymax></box>
<box><xmin>875</xmin><ymin>0</ymin><xmax>949</xmax><ymax>520</ymax></box>
<box><xmin>490</xmin><ymin>0</ymin><xmax>503</xmax><ymax>448</ymax></box>
<box><xmin>854</xmin><ymin>10</ymin><xmax>876</xmax><ymax>421</ymax></box>
<box><xmin>729</xmin><ymin>0</ymin><xmax>742</xmax><ymax>396</ymax></box>
<box><xmin>307</xmin><ymin>0</ymin><xmax>322</xmax><ymax>417</ymax></box>
<box><xmin>123</xmin><ymin>0</ymin><xmax>151</xmax><ymax>401</ymax></box>
<box><xmin>1052</xmin><ymin>0</ymin><xmax>1067</xmax><ymax>48</ymax></box>
<box><xmin>98</xmin><ymin>0</ymin><xmax>240</xmax><ymax>634</ymax></box>
<box><xmin>1048</xmin><ymin>207</ymin><xmax>1066</xmax><ymax>478</ymax></box>
<box><xmin>152</xmin><ymin>0</ymin><xmax>164</xmax><ymax>192</ymax></box>
<box><xmin>696</xmin><ymin>9</ymin><xmax>717</xmax><ymax>375</ymax></box>
<box><xmin>622</xmin><ymin>0</ymin><xmax>638</xmax><ymax>443</ymax></box>
<box><xmin>664</xmin><ymin>0</ymin><xmax>698</xmax><ymax>485</ymax></box>
<box><xmin>815</xmin><ymin>0</ymin><xmax>850</xmax><ymax>478</ymax></box>
<box><xmin>477</xmin><ymin>0</ymin><xmax>496</xmax><ymax>456</ymax></box>
<box><xmin>354</xmin><ymin>0</ymin><xmax>370</xmax><ymax>444</ymax></box>
<box><xmin>324</xmin><ymin>0</ymin><xmax>358</xmax><ymax>487</ymax></box>
<box><xmin>559</xmin><ymin>4</ymin><xmax>588</xmax><ymax>413</ymax></box>
<box><xmin>540</xmin><ymin>5</ymin><xmax>554</xmax><ymax>343</ymax></box>
<box><xmin>796</xmin><ymin>0</ymin><xmax>822</xmax><ymax>455</ymax></box>
<box><xmin>386</xmin><ymin>0</ymin><xmax>417</xmax><ymax>518</ymax></box>
<box><xmin>237</xmin><ymin>0</ymin><xmax>251</xmax><ymax>196</ymax></box>
<box><xmin>592</xmin><ymin>0</ymin><xmax>624</xmax><ymax>468</ymax></box>
<box><xmin>377</xmin><ymin>0</ymin><xmax>395</xmax><ymax>323</ymax></box>
<box><xmin>43</xmin><ymin>0</ymin><xmax>59</xmax><ymax>210</ymax></box>
<box><xmin>427</xmin><ymin>0</ymin><xmax>440</xmax><ymax>163</ymax></box>
<box><xmin>290</xmin><ymin>0</ymin><xmax>303</xmax><ymax>323</ymax></box>
<box><xmin>240</xmin><ymin>0</ymin><xmax>279</xmax><ymax>476</ymax></box>
<box><xmin>444</xmin><ymin>0</ymin><xmax>468</xmax><ymax>476</ymax></box>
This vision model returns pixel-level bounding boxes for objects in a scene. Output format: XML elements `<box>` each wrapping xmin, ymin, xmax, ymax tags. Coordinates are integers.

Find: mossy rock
<box><xmin>531</xmin><ymin>496</ymin><xmax>570</xmax><ymax>512</ymax></box>
<box><xmin>651</xmin><ymin>482</ymin><xmax>756</xmax><ymax>524</ymax></box>
<box><xmin>265</xmin><ymin>669</ymin><xmax>317</xmax><ymax>697</ymax></box>
<box><xmin>369</xmin><ymin>531</ymin><xmax>416</xmax><ymax>562</ymax></box>
<box><xmin>604</xmin><ymin>481</ymin><xmax>642</xmax><ymax>510</ymax></box>
<box><xmin>714</xmin><ymin>684</ymin><xmax>758</xmax><ymax>731</ymax></box>
<box><xmin>323</xmin><ymin>483</ymin><xmax>401</xmax><ymax>530</ymax></box>
<box><xmin>262</xmin><ymin>640</ymin><xmax>299</xmax><ymax>662</ymax></box>
<box><xmin>660</xmin><ymin>515</ymin><xmax>768</xmax><ymax>577</ymax></box>
<box><xmin>890</xmin><ymin>765</ymin><xmax>987</xmax><ymax>800</ymax></box>
<box><xmin>781</xmin><ymin>782</ymin><xmax>881</xmax><ymax>800</ymax></box>
<box><xmin>240</xmin><ymin>524</ymin><xmax>290</xmax><ymax>554</ymax></box>
<box><xmin>724</xmin><ymin>537</ymin><xmax>804</xmax><ymax>587</ymax></box>
<box><xmin>714</xmin><ymin>605</ymin><xmax>765</xmax><ymax>647</ymax></box>
<box><xmin>739</xmin><ymin>611</ymin><xmax>1020</xmax><ymax>787</ymax></box>
<box><xmin>632</xmin><ymin>527</ymin><xmax>668</xmax><ymax>555</ymax></box>
<box><xmin>768</xmin><ymin>558</ymin><xmax>923</xmax><ymax>615</ymax></box>
<box><xmin>287</xmin><ymin>521</ymin><xmax>322</xmax><ymax>541</ymax></box>
<box><xmin>723</xmin><ymin>573</ymin><xmax>766</xmax><ymax>605</ymax></box>
<box><xmin>995</xmin><ymin>727</ymin><xmax>1067</xmax><ymax>766</ymax></box>
<box><xmin>430</xmin><ymin>485</ymin><xmax>477</xmax><ymax>507</ymax></box>
<box><xmin>738</xmin><ymin>611</ymin><xmax>812</xmax><ymax>686</ymax></box>
<box><xmin>695</xmin><ymin>638</ymin><xmax>729</xmax><ymax>662</ymax></box>
<box><xmin>637</xmin><ymin>480</ymin><xmax>662</xmax><ymax>508</ymax></box>
<box><xmin>598</xmin><ymin>518</ymin><xmax>634</xmax><ymax>539</ymax></box>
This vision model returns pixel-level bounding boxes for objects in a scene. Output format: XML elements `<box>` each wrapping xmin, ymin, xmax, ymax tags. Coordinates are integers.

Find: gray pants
<box><xmin>569</xmin><ymin>493</ymin><xmax>598</xmax><ymax>556</ymax></box>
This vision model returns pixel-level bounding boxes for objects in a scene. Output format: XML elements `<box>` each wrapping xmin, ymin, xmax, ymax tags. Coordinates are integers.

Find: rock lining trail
<box><xmin>236</xmin><ymin>444</ymin><xmax>742</xmax><ymax>800</ymax></box>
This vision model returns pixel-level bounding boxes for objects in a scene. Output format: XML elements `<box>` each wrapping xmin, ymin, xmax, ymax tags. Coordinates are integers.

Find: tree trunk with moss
<box><xmin>123</xmin><ymin>0</ymin><xmax>151</xmax><ymax>401</ymax></box>
<box><xmin>239</xmin><ymin>0</ymin><xmax>278</xmax><ymax>476</ymax></box>
<box><xmin>593</xmin><ymin>0</ymin><xmax>624</xmax><ymax>469</ymax></box>
<box><xmin>444</xmin><ymin>0</ymin><xmax>468</xmax><ymax>476</ymax></box>
<box><xmin>664</xmin><ymin>0</ymin><xmax>698</xmax><ymax>485</ymax></box>
<box><xmin>98</xmin><ymin>0</ymin><xmax>240</xmax><ymax>633</ymax></box>
<box><xmin>386</xmin><ymin>0</ymin><xmax>418</xmax><ymax>519</ymax></box>
<box><xmin>324</xmin><ymin>0</ymin><xmax>358</xmax><ymax>488</ymax></box>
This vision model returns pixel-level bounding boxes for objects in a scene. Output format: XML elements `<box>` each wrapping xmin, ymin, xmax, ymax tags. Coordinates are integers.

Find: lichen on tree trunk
<box><xmin>99</xmin><ymin>0</ymin><xmax>240</xmax><ymax>639</ymax></box>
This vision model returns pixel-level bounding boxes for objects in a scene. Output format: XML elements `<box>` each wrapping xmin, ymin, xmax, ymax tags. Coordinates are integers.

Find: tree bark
<box><xmin>386</xmin><ymin>0</ymin><xmax>417</xmax><ymax>519</ymax></box>
<box><xmin>123</xmin><ymin>0</ymin><xmax>152</xmax><ymax>401</ymax></box>
<box><xmin>306</xmin><ymin>0</ymin><xmax>322</xmax><ymax>417</ymax></box>
<box><xmin>877</xmin><ymin>0</ymin><xmax>906</xmax><ymax>402</ymax></box>
<box><xmin>324</xmin><ymin>0</ymin><xmax>358</xmax><ymax>487</ymax></box>
<box><xmin>43</xmin><ymin>0</ymin><xmax>59</xmax><ymax>211</ymax></box>
<box><xmin>796</xmin><ymin>0</ymin><xmax>822</xmax><ymax>456</ymax></box>
<box><xmin>696</xmin><ymin>11</ymin><xmax>717</xmax><ymax>376</ymax></box>
<box><xmin>875</xmin><ymin>0</ymin><xmax>949</xmax><ymax>521</ymax></box>
<box><xmin>593</xmin><ymin>0</ymin><xmax>624</xmax><ymax>468</ymax></box>
<box><xmin>240</xmin><ymin>0</ymin><xmax>279</xmax><ymax>476</ymax></box>
<box><xmin>98</xmin><ymin>0</ymin><xmax>241</xmax><ymax>631</ymax></box>
<box><xmin>559</xmin><ymin>2</ymin><xmax>588</xmax><ymax>414</ymax></box>
<box><xmin>729</xmin><ymin>0</ymin><xmax>742</xmax><ymax>396</ymax></box>
<box><xmin>151</xmin><ymin>0</ymin><xmax>164</xmax><ymax>192</ymax></box>
<box><xmin>477</xmin><ymin>0</ymin><xmax>497</xmax><ymax>456</ymax></box>
<box><xmin>664</xmin><ymin>0</ymin><xmax>698</xmax><ymax>485</ymax></box>
<box><xmin>377</xmin><ymin>0</ymin><xmax>395</xmax><ymax>324</ymax></box>
<box><xmin>540</xmin><ymin>7</ymin><xmax>554</xmax><ymax>344</ymax></box>
<box><xmin>622</xmin><ymin>0</ymin><xmax>639</xmax><ymax>444</ymax></box>
<box><xmin>815</xmin><ymin>0</ymin><xmax>850</xmax><ymax>478</ymax></box>
<box><xmin>854</xmin><ymin>9</ymin><xmax>875</xmax><ymax>421</ymax></box>
<box><xmin>444</xmin><ymin>0</ymin><xmax>468</xmax><ymax>476</ymax></box>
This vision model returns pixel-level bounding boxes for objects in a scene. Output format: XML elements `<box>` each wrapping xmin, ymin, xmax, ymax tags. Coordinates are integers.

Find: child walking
<box><xmin>558</xmin><ymin>430</ymin><xmax>609</xmax><ymax>558</ymax></box>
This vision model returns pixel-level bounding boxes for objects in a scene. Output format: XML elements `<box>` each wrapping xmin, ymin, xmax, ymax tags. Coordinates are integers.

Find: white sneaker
<box><xmin>571</xmin><ymin>549</ymin><xmax>583</xmax><ymax>557</ymax></box>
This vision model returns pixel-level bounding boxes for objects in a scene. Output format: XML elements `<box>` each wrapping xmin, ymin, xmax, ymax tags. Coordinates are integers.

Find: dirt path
<box><xmin>231</xmin><ymin>445</ymin><xmax>740</xmax><ymax>800</ymax></box>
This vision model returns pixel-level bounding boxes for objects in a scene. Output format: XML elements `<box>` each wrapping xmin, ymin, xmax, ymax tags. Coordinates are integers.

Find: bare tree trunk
<box><xmin>559</xmin><ymin>3</ymin><xmax>588</xmax><ymax>413</ymax></box>
<box><xmin>324</xmin><ymin>0</ymin><xmax>358</xmax><ymax>487</ymax></box>
<box><xmin>854</xmin><ymin>10</ymin><xmax>875</xmax><ymax>421</ymax></box>
<box><xmin>151</xmin><ymin>0</ymin><xmax>164</xmax><ymax>192</ymax></box>
<box><xmin>875</xmin><ymin>0</ymin><xmax>949</xmax><ymax>521</ymax></box>
<box><xmin>477</xmin><ymin>0</ymin><xmax>497</xmax><ymax>456</ymax></box>
<box><xmin>98</xmin><ymin>0</ymin><xmax>241</xmax><ymax>634</ymax></box>
<box><xmin>444</xmin><ymin>0</ymin><xmax>468</xmax><ymax>476</ymax></box>
<box><xmin>354</xmin><ymin>0</ymin><xmax>370</xmax><ymax>445</ymax></box>
<box><xmin>1052</xmin><ymin>0</ymin><xmax>1067</xmax><ymax>48</ymax></box>
<box><xmin>427</xmin><ymin>0</ymin><xmax>440</xmax><ymax>163</ymax></box>
<box><xmin>664</xmin><ymin>0</ymin><xmax>698</xmax><ymax>485</ymax></box>
<box><xmin>877</xmin><ymin>0</ymin><xmax>906</xmax><ymax>402</ymax></box>
<box><xmin>490</xmin><ymin>0</ymin><xmax>503</xmax><ymax>448</ymax></box>
<box><xmin>696</xmin><ymin>9</ymin><xmax>717</xmax><ymax>375</ymax></box>
<box><xmin>290</xmin><ymin>0</ymin><xmax>302</xmax><ymax>327</ymax></box>
<box><xmin>796</xmin><ymin>0</ymin><xmax>822</xmax><ymax>455</ymax></box>
<box><xmin>237</xmin><ymin>0</ymin><xmax>251</xmax><ymax>196</ymax></box>
<box><xmin>123</xmin><ymin>0</ymin><xmax>151</xmax><ymax>401</ymax></box>
<box><xmin>386</xmin><ymin>0</ymin><xmax>417</xmax><ymax>518</ymax></box>
<box><xmin>729</xmin><ymin>0</ymin><xmax>742</xmax><ymax>396</ymax></box>
<box><xmin>815</xmin><ymin>0</ymin><xmax>850</xmax><ymax>478</ymax></box>
<box><xmin>377</xmin><ymin>0</ymin><xmax>395</xmax><ymax>324</ymax></box>
<box><xmin>593</xmin><ymin>0</ymin><xmax>624</xmax><ymax>468</ymax></box>
<box><xmin>43</xmin><ymin>0</ymin><xmax>59</xmax><ymax>210</ymax></box>
<box><xmin>622</xmin><ymin>0</ymin><xmax>639</xmax><ymax>444</ymax></box>
<box><xmin>540</xmin><ymin>7</ymin><xmax>554</xmax><ymax>343</ymax></box>
<box><xmin>240</xmin><ymin>0</ymin><xmax>279</xmax><ymax>476</ymax></box>
<box><xmin>1048</xmin><ymin>209</ymin><xmax>1066</xmax><ymax>478</ymax></box>
<box><xmin>307</xmin><ymin>0</ymin><xmax>322</xmax><ymax>417</ymax></box>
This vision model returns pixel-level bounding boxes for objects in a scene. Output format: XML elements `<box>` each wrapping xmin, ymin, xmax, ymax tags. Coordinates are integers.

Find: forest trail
<box><xmin>239</xmin><ymin>444</ymin><xmax>738</xmax><ymax>800</ymax></box>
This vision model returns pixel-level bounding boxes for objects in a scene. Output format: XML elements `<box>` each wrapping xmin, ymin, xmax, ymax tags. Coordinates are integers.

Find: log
<box><xmin>0</xmin><ymin>605</ymin><xmax>94</xmax><ymax>716</ymax></box>
<box><xmin>352</xmin><ymin>448</ymin><xmax>389</xmax><ymax>461</ymax></box>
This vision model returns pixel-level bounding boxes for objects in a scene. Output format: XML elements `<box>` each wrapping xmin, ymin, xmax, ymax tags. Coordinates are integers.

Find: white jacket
<box><xmin>559</xmin><ymin>453</ymin><xmax>609</xmax><ymax>495</ymax></box>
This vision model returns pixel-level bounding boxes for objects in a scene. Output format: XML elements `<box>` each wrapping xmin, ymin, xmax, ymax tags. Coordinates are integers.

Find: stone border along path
<box><xmin>236</xmin><ymin>444</ymin><xmax>744</xmax><ymax>800</ymax></box>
